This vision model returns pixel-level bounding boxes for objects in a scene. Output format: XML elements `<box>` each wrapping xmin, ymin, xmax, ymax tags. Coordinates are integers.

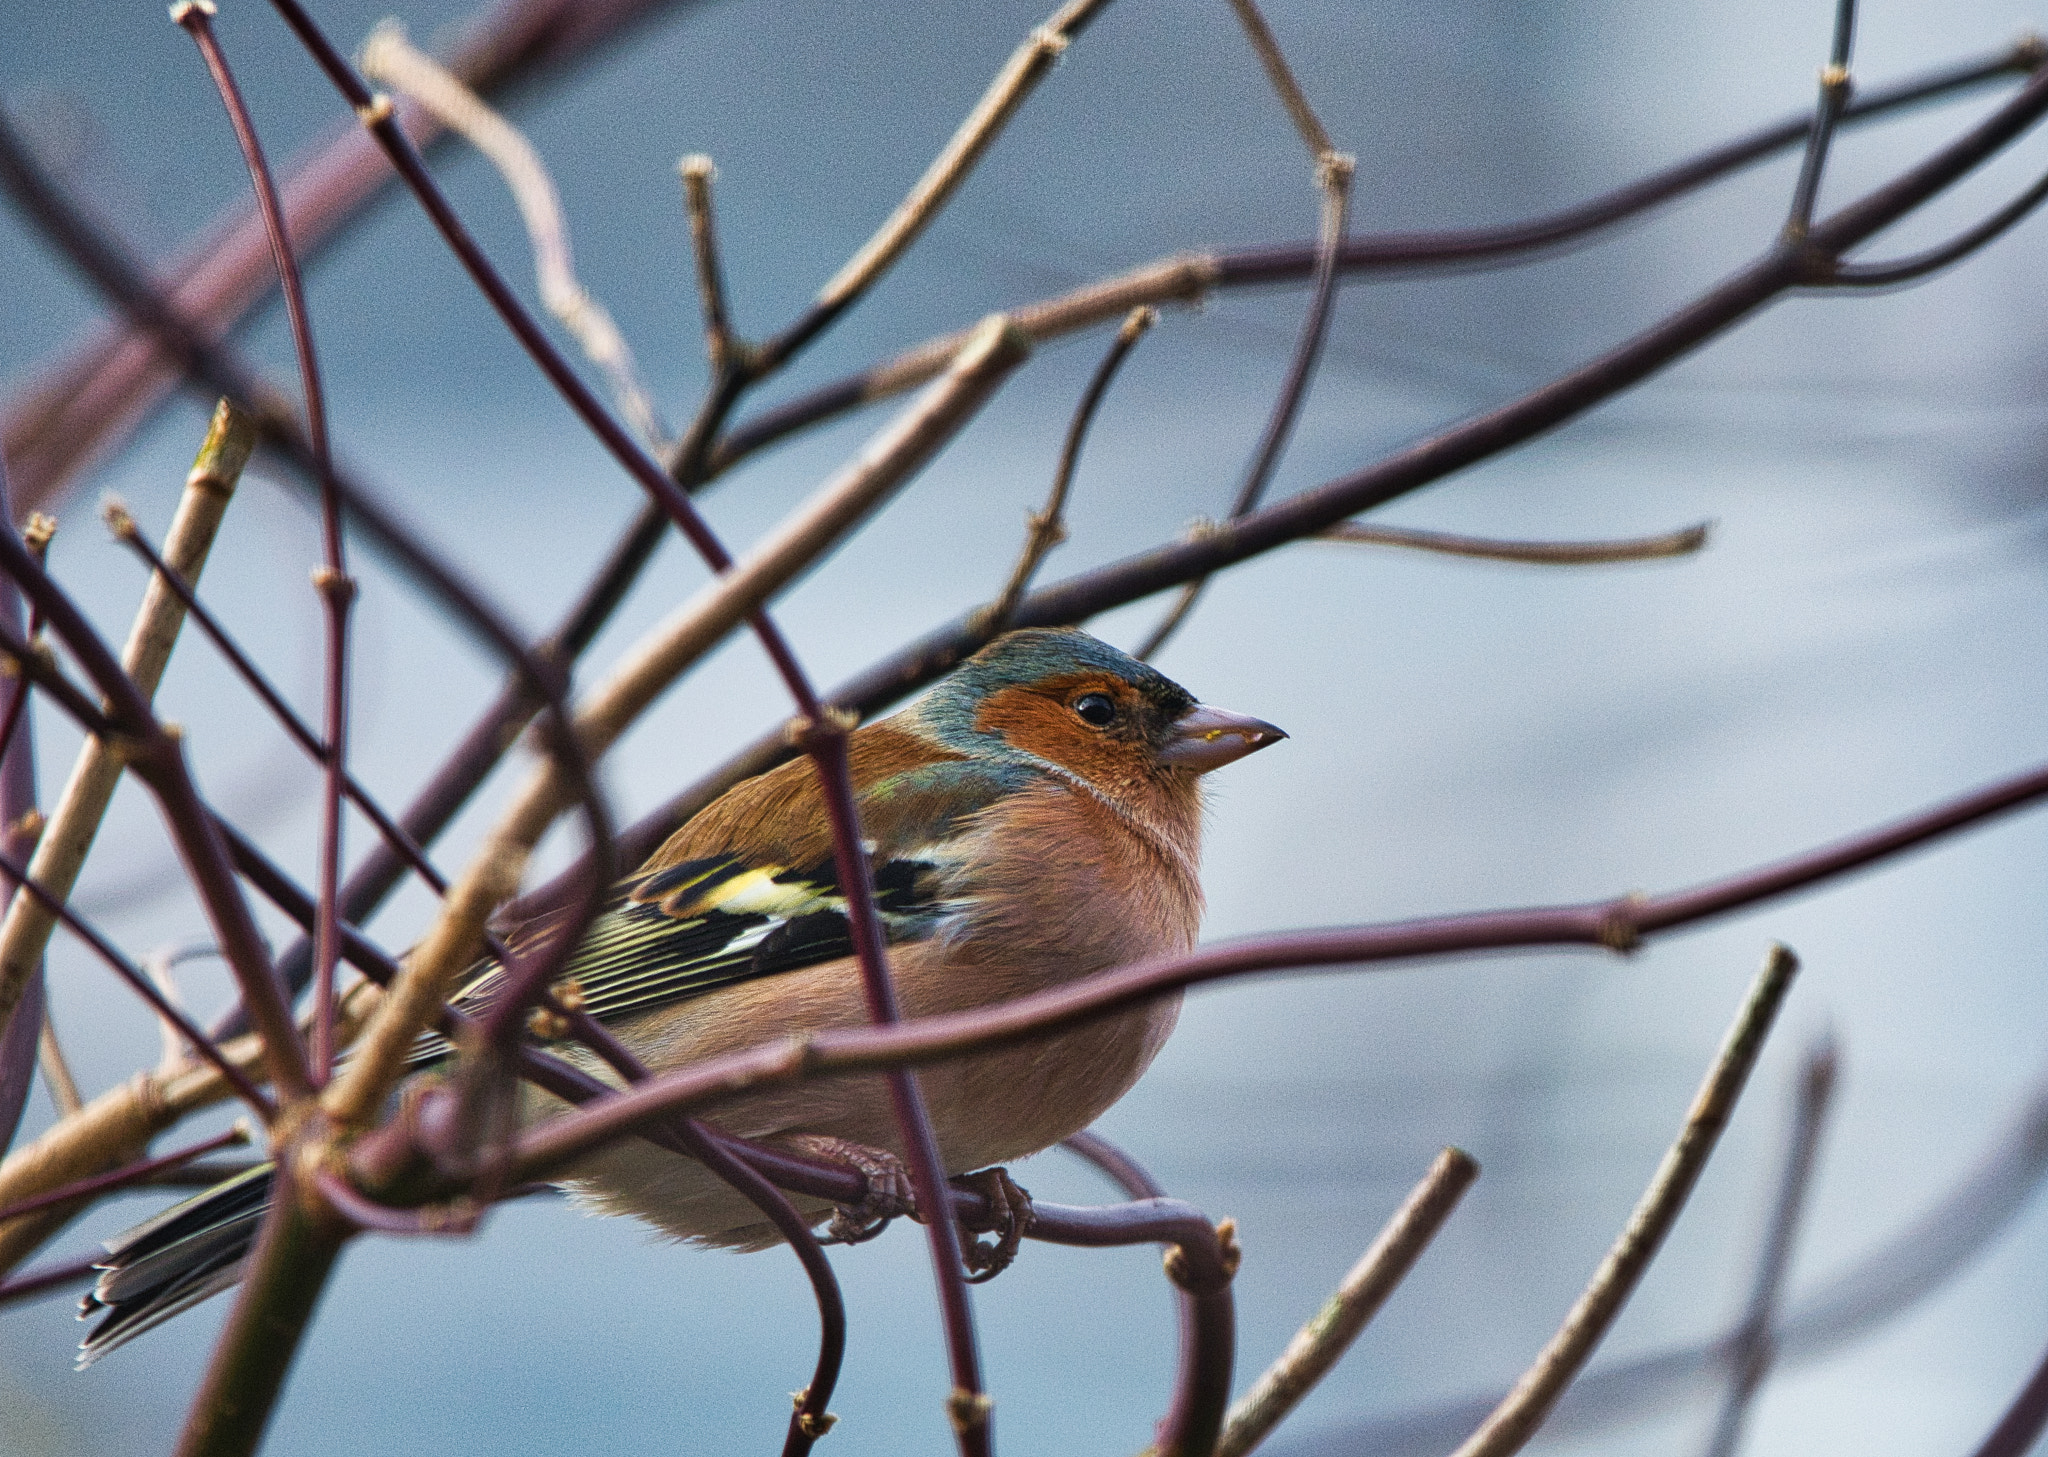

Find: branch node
<box><xmin>945</xmin><ymin>1387</ymin><xmax>994</xmax><ymax>1434</ymax></box>
<box><xmin>22</xmin><ymin>514</ymin><xmax>57</xmax><ymax>558</ymax></box>
<box><xmin>784</xmin><ymin>706</ymin><xmax>861</xmax><ymax>748</ymax></box>
<box><xmin>356</xmin><ymin>93</ymin><xmax>395</xmax><ymax>127</ymax></box>
<box><xmin>791</xmin><ymin>1392</ymin><xmax>839</xmax><ymax>1437</ymax></box>
<box><xmin>100</xmin><ymin>496</ymin><xmax>137</xmax><ymax>542</ymax></box>
<box><xmin>1598</xmin><ymin>893</ymin><xmax>1646</xmax><ymax>953</ymax></box>
<box><xmin>166</xmin><ymin>0</ymin><xmax>216</xmax><ymax>22</ymax></box>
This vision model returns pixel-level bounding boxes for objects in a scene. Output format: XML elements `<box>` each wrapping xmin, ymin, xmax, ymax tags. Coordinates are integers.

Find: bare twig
<box><xmin>1139</xmin><ymin>143</ymin><xmax>1352</xmax><ymax>659</ymax></box>
<box><xmin>1702</xmin><ymin>1038</ymin><xmax>1838</xmax><ymax>1457</ymax></box>
<box><xmin>1215</xmin><ymin>1147</ymin><xmax>1479</xmax><ymax>1457</ymax></box>
<box><xmin>176</xmin><ymin>0</ymin><xmax>359</xmax><ymax>1090</ymax></box>
<box><xmin>810</xmin><ymin>0</ymin><xmax>1114</xmax><ymax>320</ymax></box>
<box><xmin>360</xmin><ymin>21</ymin><xmax>668</xmax><ymax>446</ymax></box>
<box><xmin>106</xmin><ymin>512</ymin><xmax>451</xmax><ymax>897</ymax></box>
<box><xmin>36</xmin><ymin>1016</ymin><xmax>82</xmax><ymax>1118</ymax></box>
<box><xmin>1785</xmin><ymin>0</ymin><xmax>1860</xmax><ymax>241</ymax></box>
<box><xmin>1830</xmin><ymin>163</ymin><xmax>2048</xmax><ymax>285</ymax></box>
<box><xmin>679</xmin><ymin>155</ymin><xmax>741</xmax><ymax>379</ymax></box>
<box><xmin>1224</xmin><ymin>0</ymin><xmax>1335</xmax><ymax>158</ymax></box>
<box><xmin>1318</xmin><ymin>519</ymin><xmax>1711</xmax><ymax>565</ymax></box>
<box><xmin>1447</xmin><ymin>946</ymin><xmax>1799</xmax><ymax>1457</ymax></box>
<box><xmin>1969</xmin><ymin>1336</ymin><xmax>2048</xmax><ymax>1457</ymax></box>
<box><xmin>0</xmin><ymin>1121</ymin><xmax>248</xmax><ymax>1225</ymax></box>
<box><xmin>0</xmin><ymin>400</ymin><xmax>254</xmax><ymax>1074</ymax></box>
<box><xmin>981</xmin><ymin>306</ymin><xmax>1154</xmax><ymax>633</ymax></box>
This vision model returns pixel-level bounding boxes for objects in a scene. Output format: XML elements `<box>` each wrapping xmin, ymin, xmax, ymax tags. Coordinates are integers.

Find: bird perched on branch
<box><xmin>78</xmin><ymin>627</ymin><xmax>1284</xmax><ymax>1361</ymax></box>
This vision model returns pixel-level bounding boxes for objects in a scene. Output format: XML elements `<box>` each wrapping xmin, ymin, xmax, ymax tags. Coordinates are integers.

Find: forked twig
<box><xmin>1447</xmin><ymin>946</ymin><xmax>1800</xmax><ymax>1457</ymax></box>
<box><xmin>981</xmin><ymin>306</ymin><xmax>1155</xmax><ymax>633</ymax></box>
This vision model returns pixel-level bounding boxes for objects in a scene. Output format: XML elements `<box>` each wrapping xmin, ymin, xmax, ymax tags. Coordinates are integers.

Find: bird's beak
<box><xmin>1159</xmin><ymin>703</ymin><xmax>1287</xmax><ymax>771</ymax></box>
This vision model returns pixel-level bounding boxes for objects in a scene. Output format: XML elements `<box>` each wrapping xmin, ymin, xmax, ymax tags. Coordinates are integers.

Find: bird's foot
<box><xmin>954</xmin><ymin>1166</ymin><xmax>1032</xmax><ymax>1283</ymax></box>
<box><xmin>781</xmin><ymin>1134</ymin><xmax>917</xmax><ymax>1244</ymax></box>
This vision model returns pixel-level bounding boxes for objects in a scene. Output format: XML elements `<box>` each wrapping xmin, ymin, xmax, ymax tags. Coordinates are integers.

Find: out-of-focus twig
<box><xmin>1216</xmin><ymin>1147</ymin><xmax>1478</xmax><ymax>1457</ymax></box>
<box><xmin>1447</xmin><ymin>946</ymin><xmax>1800</xmax><ymax>1457</ymax></box>
<box><xmin>1139</xmin><ymin>0</ymin><xmax>1352</xmax><ymax>660</ymax></box>
<box><xmin>1702</xmin><ymin>1038</ymin><xmax>1838</xmax><ymax>1457</ymax></box>
<box><xmin>0</xmin><ymin>400</ymin><xmax>253</xmax><ymax>1079</ymax></box>
<box><xmin>360</xmin><ymin>22</ymin><xmax>669</xmax><ymax>447</ymax></box>
<box><xmin>980</xmin><ymin>306</ymin><xmax>1154</xmax><ymax>634</ymax></box>
<box><xmin>35</xmin><ymin>1017</ymin><xmax>81</xmax><ymax>1119</ymax></box>
<box><xmin>679</xmin><ymin>155</ymin><xmax>741</xmax><ymax>380</ymax></box>
<box><xmin>1318</xmin><ymin>519</ymin><xmax>1711</xmax><ymax>565</ymax></box>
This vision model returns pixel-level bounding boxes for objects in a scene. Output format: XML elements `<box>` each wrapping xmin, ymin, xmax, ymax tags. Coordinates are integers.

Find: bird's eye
<box><xmin>1073</xmin><ymin>693</ymin><xmax>1116</xmax><ymax>727</ymax></box>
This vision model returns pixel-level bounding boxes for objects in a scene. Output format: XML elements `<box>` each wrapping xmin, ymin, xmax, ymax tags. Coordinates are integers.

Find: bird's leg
<box><xmin>777</xmin><ymin>1133</ymin><xmax>918</xmax><ymax>1244</ymax></box>
<box><xmin>954</xmin><ymin>1166</ymin><xmax>1033</xmax><ymax>1282</ymax></box>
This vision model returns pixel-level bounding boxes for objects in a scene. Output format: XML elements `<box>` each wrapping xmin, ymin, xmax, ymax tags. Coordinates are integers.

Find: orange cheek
<box><xmin>973</xmin><ymin>684</ymin><xmax>1156</xmax><ymax>790</ymax></box>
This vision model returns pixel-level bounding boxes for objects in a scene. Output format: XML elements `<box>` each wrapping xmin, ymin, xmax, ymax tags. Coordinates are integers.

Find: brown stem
<box><xmin>1317</xmin><ymin>519</ymin><xmax>1710</xmax><ymax>565</ymax></box>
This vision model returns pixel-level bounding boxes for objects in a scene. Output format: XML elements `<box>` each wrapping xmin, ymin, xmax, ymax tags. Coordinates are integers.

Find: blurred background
<box><xmin>3</xmin><ymin>0</ymin><xmax>2048</xmax><ymax>1453</ymax></box>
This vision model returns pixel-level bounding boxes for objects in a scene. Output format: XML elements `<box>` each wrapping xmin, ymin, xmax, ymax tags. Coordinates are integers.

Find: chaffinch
<box><xmin>78</xmin><ymin>627</ymin><xmax>1283</xmax><ymax>1360</ymax></box>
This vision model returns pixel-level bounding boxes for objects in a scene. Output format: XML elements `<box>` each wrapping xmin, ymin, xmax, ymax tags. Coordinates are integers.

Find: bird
<box><xmin>75</xmin><ymin>626</ymin><xmax>1285</xmax><ymax>1362</ymax></box>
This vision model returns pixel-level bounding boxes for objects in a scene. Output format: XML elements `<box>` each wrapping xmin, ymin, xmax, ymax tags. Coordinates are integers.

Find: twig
<box><xmin>0</xmin><ymin>843</ymin><xmax>272</xmax><ymax>1117</ymax></box>
<box><xmin>710</xmin><ymin>45</ymin><xmax>2041</xmax><ymax>481</ymax></box>
<box><xmin>0</xmin><ymin>1250</ymin><xmax>100</xmax><ymax>1308</ymax></box>
<box><xmin>1318</xmin><ymin>519</ymin><xmax>1711</xmax><ymax>565</ymax></box>
<box><xmin>1968</xmin><ymin>1336</ymin><xmax>2048</xmax><ymax>1457</ymax></box>
<box><xmin>1785</xmin><ymin>0</ymin><xmax>1859</xmax><ymax>242</ymax></box>
<box><xmin>175</xmin><ymin>0</ymin><xmax>359</xmax><ymax>1089</ymax></box>
<box><xmin>360</xmin><ymin>22</ymin><xmax>668</xmax><ymax>447</ymax></box>
<box><xmin>1215</xmin><ymin>1147</ymin><xmax>1479</xmax><ymax>1457</ymax></box>
<box><xmin>1830</xmin><ymin>162</ymin><xmax>2048</xmax><ymax>285</ymax></box>
<box><xmin>106</xmin><ymin>510</ymin><xmax>451</xmax><ymax>897</ymax></box>
<box><xmin>981</xmin><ymin>307</ymin><xmax>1154</xmax><ymax>633</ymax></box>
<box><xmin>0</xmin><ymin>1121</ymin><xmax>249</xmax><ymax>1225</ymax></box>
<box><xmin>679</xmin><ymin>155</ymin><xmax>741</xmax><ymax>379</ymax></box>
<box><xmin>1224</xmin><ymin>0</ymin><xmax>1335</xmax><ymax>158</ymax></box>
<box><xmin>808</xmin><ymin>0</ymin><xmax>1115</xmax><ymax>324</ymax></box>
<box><xmin>1702</xmin><ymin>1038</ymin><xmax>1838</xmax><ymax>1457</ymax></box>
<box><xmin>36</xmin><ymin>1016</ymin><xmax>81</xmax><ymax>1118</ymax></box>
<box><xmin>0</xmin><ymin>400</ymin><xmax>254</xmax><ymax>1075</ymax></box>
<box><xmin>1139</xmin><ymin>140</ymin><xmax>1352</xmax><ymax>659</ymax></box>
<box><xmin>1064</xmin><ymin>1128</ymin><xmax>1168</xmax><ymax>1199</ymax></box>
<box><xmin>1447</xmin><ymin>946</ymin><xmax>1799</xmax><ymax>1457</ymax></box>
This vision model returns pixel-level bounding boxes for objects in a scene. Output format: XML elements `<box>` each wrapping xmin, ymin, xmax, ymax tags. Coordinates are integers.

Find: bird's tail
<box><xmin>75</xmin><ymin>1161</ymin><xmax>275</xmax><ymax>1366</ymax></box>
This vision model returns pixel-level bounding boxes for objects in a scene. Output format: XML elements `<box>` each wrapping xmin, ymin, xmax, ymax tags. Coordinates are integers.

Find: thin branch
<box><xmin>359</xmin><ymin>21</ymin><xmax>669</xmax><ymax>446</ymax></box>
<box><xmin>1215</xmin><ymin>1147</ymin><xmax>1479</xmax><ymax>1457</ymax></box>
<box><xmin>0</xmin><ymin>1250</ymin><xmax>100</xmax><ymax>1308</ymax></box>
<box><xmin>1969</xmin><ymin>1336</ymin><xmax>2048</xmax><ymax>1457</ymax></box>
<box><xmin>1139</xmin><ymin>146</ymin><xmax>1352</xmax><ymax>660</ymax></box>
<box><xmin>36</xmin><ymin>1016</ymin><xmax>81</xmax><ymax>1118</ymax></box>
<box><xmin>1703</xmin><ymin>1037</ymin><xmax>1838</xmax><ymax>1457</ymax></box>
<box><xmin>0</xmin><ymin>400</ymin><xmax>254</xmax><ymax>1080</ymax></box>
<box><xmin>1829</xmin><ymin>163</ymin><xmax>2048</xmax><ymax>285</ymax></box>
<box><xmin>1318</xmin><ymin>519</ymin><xmax>1711</xmax><ymax>565</ymax></box>
<box><xmin>105</xmin><ymin>508</ymin><xmax>452</xmax><ymax>898</ymax></box>
<box><xmin>175</xmin><ymin>0</ymin><xmax>358</xmax><ymax>1091</ymax></box>
<box><xmin>0</xmin><ymin>843</ymin><xmax>272</xmax><ymax>1117</ymax></box>
<box><xmin>679</xmin><ymin>155</ymin><xmax>741</xmax><ymax>380</ymax></box>
<box><xmin>807</xmin><ymin>0</ymin><xmax>1114</xmax><ymax>323</ymax></box>
<box><xmin>1784</xmin><ymin>0</ymin><xmax>1860</xmax><ymax>241</ymax></box>
<box><xmin>1447</xmin><ymin>945</ymin><xmax>1799</xmax><ymax>1457</ymax></box>
<box><xmin>0</xmin><ymin>1122</ymin><xmax>249</xmax><ymax>1225</ymax></box>
<box><xmin>1064</xmin><ymin>1128</ymin><xmax>1168</xmax><ymax>1199</ymax></box>
<box><xmin>980</xmin><ymin>306</ymin><xmax>1154</xmax><ymax>633</ymax></box>
<box><xmin>1224</xmin><ymin>0</ymin><xmax>1335</xmax><ymax>159</ymax></box>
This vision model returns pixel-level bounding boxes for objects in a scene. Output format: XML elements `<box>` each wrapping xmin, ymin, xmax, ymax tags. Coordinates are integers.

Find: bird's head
<box><xmin>910</xmin><ymin>628</ymin><xmax>1285</xmax><ymax>791</ymax></box>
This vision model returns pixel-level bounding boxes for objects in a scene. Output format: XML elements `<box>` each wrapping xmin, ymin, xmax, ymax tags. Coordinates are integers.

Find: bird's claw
<box><xmin>954</xmin><ymin>1166</ymin><xmax>1032</xmax><ymax>1282</ymax></box>
<box><xmin>781</xmin><ymin>1134</ymin><xmax>917</xmax><ymax>1244</ymax></box>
